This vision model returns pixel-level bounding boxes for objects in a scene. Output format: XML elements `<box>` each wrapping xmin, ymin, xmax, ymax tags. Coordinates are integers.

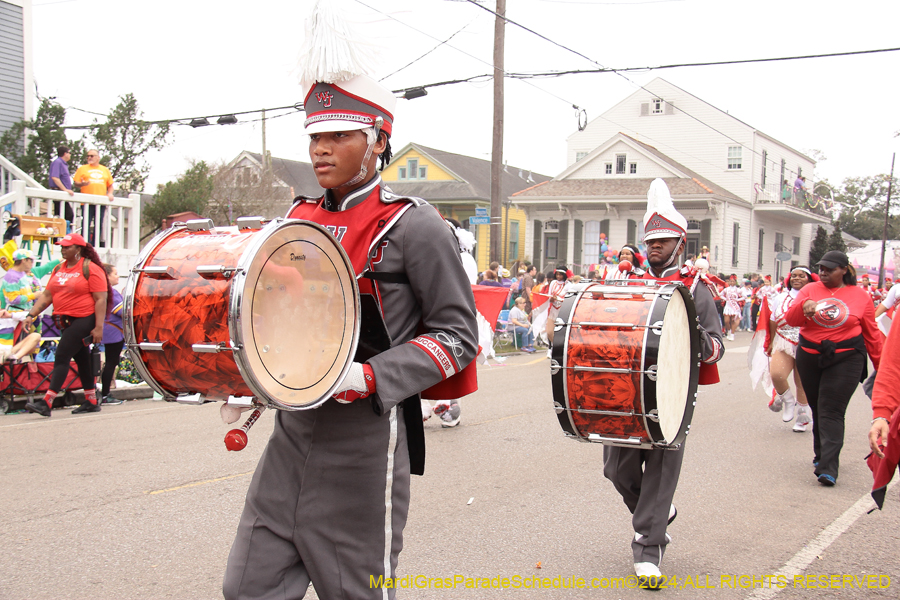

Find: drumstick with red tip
<box><xmin>224</xmin><ymin>407</ymin><xmax>265</xmax><ymax>451</ymax></box>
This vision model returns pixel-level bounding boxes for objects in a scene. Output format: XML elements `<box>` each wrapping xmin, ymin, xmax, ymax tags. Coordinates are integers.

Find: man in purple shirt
<box><xmin>48</xmin><ymin>146</ymin><xmax>75</xmax><ymax>226</ymax></box>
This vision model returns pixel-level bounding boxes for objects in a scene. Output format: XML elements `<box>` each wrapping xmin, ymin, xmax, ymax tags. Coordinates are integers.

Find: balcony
<box><xmin>752</xmin><ymin>182</ymin><xmax>831</xmax><ymax>224</ymax></box>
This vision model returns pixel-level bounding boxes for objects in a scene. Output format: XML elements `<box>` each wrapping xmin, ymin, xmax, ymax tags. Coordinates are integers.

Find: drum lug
<box><xmin>192</xmin><ymin>342</ymin><xmax>240</xmax><ymax>353</ymax></box>
<box><xmin>650</xmin><ymin>320</ymin><xmax>663</xmax><ymax>335</ymax></box>
<box><xmin>186</xmin><ymin>218</ymin><xmax>215</xmax><ymax>231</ymax></box>
<box><xmin>549</xmin><ymin>359</ymin><xmax>561</xmax><ymax>375</ymax></box>
<box><xmin>553</xmin><ymin>401</ymin><xmax>565</xmax><ymax>414</ymax></box>
<box><xmin>227</xmin><ymin>395</ymin><xmax>256</xmax><ymax>407</ymax></box>
<box><xmin>236</xmin><ymin>216</ymin><xmax>266</xmax><ymax>230</ymax></box>
<box><xmin>646</xmin><ymin>409</ymin><xmax>660</xmax><ymax>423</ymax></box>
<box><xmin>554</xmin><ymin>317</ymin><xmax>565</xmax><ymax>332</ymax></box>
<box><xmin>132</xmin><ymin>266</ymin><xmax>176</xmax><ymax>279</ymax></box>
<box><xmin>131</xmin><ymin>341</ymin><xmax>167</xmax><ymax>351</ymax></box>
<box><xmin>646</xmin><ymin>364</ymin><xmax>658</xmax><ymax>381</ymax></box>
<box><xmin>197</xmin><ymin>265</ymin><xmax>242</xmax><ymax>280</ymax></box>
<box><xmin>176</xmin><ymin>393</ymin><xmax>206</xmax><ymax>405</ymax></box>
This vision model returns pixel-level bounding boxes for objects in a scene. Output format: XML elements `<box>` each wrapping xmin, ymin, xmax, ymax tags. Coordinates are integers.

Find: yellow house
<box><xmin>381</xmin><ymin>143</ymin><xmax>550</xmax><ymax>272</ymax></box>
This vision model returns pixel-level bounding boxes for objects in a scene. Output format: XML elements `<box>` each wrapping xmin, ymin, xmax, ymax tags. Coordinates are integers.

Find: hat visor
<box><xmin>643</xmin><ymin>231</ymin><xmax>682</xmax><ymax>242</ymax></box>
<box><xmin>816</xmin><ymin>260</ymin><xmax>841</xmax><ymax>269</ymax></box>
<box><xmin>304</xmin><ymin>119</ymin><xmax>371</xmax><ymax>135</ymax></box>
<box><xmin>55</xmin><ymin>240</ymin><xmax>74</xmax><ymax>246</ymax></box>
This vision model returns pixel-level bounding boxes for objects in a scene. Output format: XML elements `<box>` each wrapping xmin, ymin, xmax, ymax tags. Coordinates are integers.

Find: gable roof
<box><xmin>514</xmin><ymin>133</ymin><xmax>745</xmax><ymax>203</ymax></box>
<box><xmin>241</xmin><ymin>151</ymin><xmax>325</xmax><ymax>197</ymax></box>
<box><xmin>384</xmin><ymin>143</ymin><xmax>551</xmax><ymax>202</ymax></box>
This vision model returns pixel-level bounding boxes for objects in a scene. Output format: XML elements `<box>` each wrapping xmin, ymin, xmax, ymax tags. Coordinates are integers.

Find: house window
<box><xmin>792</xmin><ymin>236</ymin><xmax>800</xmax><ymax>255</ymax></box>
<box><xmin>732</xmin><ymin>222</ymin><xmax>740</xmax><ymax>267</ymax></box>
<box><xmin>584</xmin><ymin>220</ymin><xmax>601</xmax><ymax>263</ymax></box>
<box><xmin>407</xmin><ymin>159</ymin><xmax>419</xmax><ymax>179</ymax></box>
<box><xmin>727</xmin><ymin>146</ymin><xmax>742</xmax><ymax>170</ymax></box>
<box><xmin>758</xmin><ymin>229</ymin><xmax>764</xmax><ymax>269</ymax></box>
<box><xmin>545</xmin><ymin>236</ymin><xmax>558</xmax><ymax>260</ymax></box>
<box><xmin>616</xmin><ymin>154</ymin><xmax>626</xmax><ymax>174</ymax></box>
<box><xmin>508</xmin><ymin>220</ymin><xmax>519</xmax><ymax>260</ymax></box>
<box><xmin>398</xmin><ymin>167</ymin><xmax>407</xmax><ymax>180</ymax></box>
<box><xmin>629</xmin><ymin>163</ymin><xmax>637</xmax><ymax>174</ymax></box>
<box><xmin>576</xmin><ymin>151</ymin><xmax>588</xmax><ymax>162</ymax></box>
<box><xmin>651</xmin><ymin>98</ymin><xmax>664</xmax><ymax>114</ymax></box>
<box><xmin>418</xmin><ymin>166</ymin><xmax>427</xmax><ymax>179</ymax></box>
<box><xmin>605</xmin><ymin>163</ymin><xmax>612</xmax><ymax>175</ymax></box>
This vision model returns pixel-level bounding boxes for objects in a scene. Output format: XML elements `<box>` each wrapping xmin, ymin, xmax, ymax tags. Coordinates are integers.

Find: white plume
<box><xmin>646</xmin><ymin>178</ymin><xmax>674</xmax><ymax>216</ymax></box>
<box><xmin>297</xmin><ymin>0</ymin><xmax>379</xmax><ymax>87</ymax></box>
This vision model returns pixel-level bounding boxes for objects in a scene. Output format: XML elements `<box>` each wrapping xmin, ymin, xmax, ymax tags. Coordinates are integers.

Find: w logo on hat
<box><xmin>315</xmin><ymin>91</ymin><xmax>334</xmax><ymax>108</ymax></box>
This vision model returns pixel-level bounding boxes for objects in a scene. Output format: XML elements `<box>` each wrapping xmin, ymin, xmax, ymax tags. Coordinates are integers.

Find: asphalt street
<box><xmin>1</xmin><ymin>330</ymin><xmax>897</xmax><ymax>599</ymax></box>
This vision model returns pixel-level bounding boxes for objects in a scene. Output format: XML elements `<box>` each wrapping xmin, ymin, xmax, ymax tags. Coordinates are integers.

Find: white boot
<box><xmin>793</xmin><ymin>404</ymin><xmax>812</xmax><ymax>432</ymax></box>
<box><xmin>769</xmin><ymin>391</ymin><xmax>783</xmax><ymax>412</ymax></box>
<box><xmin>781</xmin><ymin>389</ymin><xmax>796</xmax><ymax>422</ymax></box>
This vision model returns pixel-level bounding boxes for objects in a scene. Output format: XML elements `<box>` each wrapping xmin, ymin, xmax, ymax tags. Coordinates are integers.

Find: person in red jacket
<box><xmin>785</xmin><ymin>251</ymin><xmax>882</xmax><ymax>486</ymax></box>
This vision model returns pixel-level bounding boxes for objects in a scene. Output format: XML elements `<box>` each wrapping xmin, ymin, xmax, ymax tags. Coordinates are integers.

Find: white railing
<box><xmin>0</xmin><ymin>153</ymin><xmax>44</xmax><ymax>192</ymax></box>
<box><xmin>753</xmin><ymin>182</ymin><xmax>832</xmax><ymax>213</ymax></box>
<box><xmin>0</xmin><ymin>179</ymin><xmax>141</xmax><ymax>273</ymax></box>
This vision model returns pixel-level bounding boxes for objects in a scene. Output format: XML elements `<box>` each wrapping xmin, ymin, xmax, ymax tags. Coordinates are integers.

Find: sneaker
<box><xmin>435</xmin><ymin>401</ymin><xmax>461</xmax><ymax>428</ymax></box>
<box><xmin>634</xmin><ymin>562</ymin><xmax>663</xmax><ymax>589</ymax></box>
<box><xmin>102</xmin><ymin>395</ymin><xmax>124</xmax><ymax>405</ymax></box>
<box><xmin>793</xmin><ymin>406</ymin><xmax>811</xmax><ymax>432</ymax></box>
<box><xmin>25</xmin><ymin>401</ymin><xmax>51</xmax><ymax>417</ymax></box>
<box><xmin>72</xmin><ymin>402</ymin><xmax>101</xmax><ymax>414</ymax></box>
<box><xmin>818</xmin><ymin>474</ymin><xmax>836</xmax><ymax>486</ymax></box>
<box><xmin>727</xmin><ymin>333</ymin><xmax>735</xmax><ymax>341</ymax></box>
<box><xmin>781</xmin><ymin>390</ymin><xmax>796</xmax><ymax>422</ymax></box>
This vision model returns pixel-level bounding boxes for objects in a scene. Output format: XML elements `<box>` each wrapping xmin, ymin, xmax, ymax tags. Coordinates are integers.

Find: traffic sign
<box><xmin>475</xmin><ymin>207</ymin><xmax>488</xmax><ymax>217</ymax></box>
<box><xmin>470</xmin><ymin>216</ymin><xmax>491</xmax><ymax>225</ymax></box>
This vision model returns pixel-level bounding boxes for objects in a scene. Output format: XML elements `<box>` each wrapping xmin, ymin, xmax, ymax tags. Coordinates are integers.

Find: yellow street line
<box><xmin>146</xmin><ymin>471</ymin><xmax>254</xmax><ymax>495</ymax></box>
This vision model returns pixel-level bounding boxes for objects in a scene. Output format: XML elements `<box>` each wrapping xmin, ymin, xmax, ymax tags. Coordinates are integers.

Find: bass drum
<box><xmin>124</xmin><ymin>218</ymin><xmax>359</xmax><ymax>410</ymax></box>
<box><xmin>550</xmin><ymin>281</ymin><xmax>700</xmax><ymax>448</ymax></box>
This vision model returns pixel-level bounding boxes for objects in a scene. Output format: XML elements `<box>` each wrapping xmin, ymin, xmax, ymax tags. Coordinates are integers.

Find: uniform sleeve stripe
<box><xmin>704</xmin><ymin>336</ymin><xmax>723</xmax><ymax>363</ymax></box>
<box><xmin>408</xmin><ymin>336</ymin><xmax>457</xmax><ymax>380</ymax></box>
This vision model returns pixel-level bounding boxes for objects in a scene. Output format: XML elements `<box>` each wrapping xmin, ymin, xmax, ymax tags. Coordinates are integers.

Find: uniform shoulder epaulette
<box><xmin>381</xmin><ymin>186</ymin><xmax>426</xmax><ymax>206</ymax></box>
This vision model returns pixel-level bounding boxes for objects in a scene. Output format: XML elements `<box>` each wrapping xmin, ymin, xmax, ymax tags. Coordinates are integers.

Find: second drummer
<box><xmin>602</xmin><ymin>179</ymin><xmax>724</xmax><ymax>588</ymax></box>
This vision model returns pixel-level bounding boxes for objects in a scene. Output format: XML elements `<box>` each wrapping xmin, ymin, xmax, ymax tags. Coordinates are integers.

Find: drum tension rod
<box><xmin>197</xmin><ymin>265</ymin><xmax>242</xmax><ymax>280</ymax></box>
<box><xmin>132</xmin><ymin>266</ymin><xmax>176</xmax><ymax>279</ymax></box>
<box><xmin>192</xmin><ymin>342</ymin><xmax>241</xmax><ymax>353</ymax></box>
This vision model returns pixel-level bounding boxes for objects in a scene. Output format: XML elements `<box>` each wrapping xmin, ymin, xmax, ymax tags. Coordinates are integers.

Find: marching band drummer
<box><xmin>603</xmin><ymin>179</ymin><xmax>724</xmax><ymax>588</ymax></box>
<box><xmin>221</xmin><ymin>5</ymin><xmax>478</xmax><ymax>599</ymax></box>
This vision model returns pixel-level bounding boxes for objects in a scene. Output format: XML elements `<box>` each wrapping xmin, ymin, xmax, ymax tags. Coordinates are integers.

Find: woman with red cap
<box><xmin>22</xmin><ymin>233</ymin><xmax>111</xmax><ymax>416</ymax></box>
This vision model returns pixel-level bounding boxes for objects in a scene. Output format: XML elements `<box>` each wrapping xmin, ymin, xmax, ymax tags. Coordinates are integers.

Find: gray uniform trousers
<box><xmin>223</xmin><ymin>399</ymin><xmax>409</xmax><ymax>600</ymax></box>
<box><xmin>603</xmin><ymin>443</ymin><xmax>685</xmax><ymax>566</ymax></box>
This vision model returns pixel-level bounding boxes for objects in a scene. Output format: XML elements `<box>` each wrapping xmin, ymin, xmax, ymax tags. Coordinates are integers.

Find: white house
<box><xmin>513</xmin><ymin>78</ymin><xmax>831</xmax><ymax>280</ymax></box>
<box><xmin>0</xmin><ymin>0</ymin><xmax>32</xmax><ymax>135</ymax></box>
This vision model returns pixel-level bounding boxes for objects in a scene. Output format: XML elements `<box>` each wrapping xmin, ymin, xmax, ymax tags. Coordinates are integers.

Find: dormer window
<box><xmin>651</xmin><ymin>98</ymin><xmax>664</xmax><ymax>114</ymax></box>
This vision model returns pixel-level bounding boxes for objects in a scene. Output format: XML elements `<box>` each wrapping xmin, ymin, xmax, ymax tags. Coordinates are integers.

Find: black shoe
<box><xmin>102</xmin><ymin>395</ymin><xmax>124</xmax><ymax>405</ymax></box>
<box><xmin>25</xmin><ymin>401</ymin><xmax>51</xmax><ymax>417</ymax></box>
<box><xmin>72</xmin><ymin>402</ymin><xmax>101</xmax><ymax>414</ymax></box>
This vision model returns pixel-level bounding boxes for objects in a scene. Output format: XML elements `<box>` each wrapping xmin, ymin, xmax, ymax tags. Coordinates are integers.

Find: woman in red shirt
<box><xmin>785</xmin><ymin>251</ymin><xmax>883</xmax><ymax>486</ymax></box>
<box><xmin>22</xmin><ymin>233</ymin><xmax>111</xmax><ymax>417</ymax></box>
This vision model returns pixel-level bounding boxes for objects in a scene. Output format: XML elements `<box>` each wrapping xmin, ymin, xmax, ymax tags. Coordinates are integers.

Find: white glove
<box><xmin>333</xmin><ymin>362</ymin><xmax>375</xmax><ymax>404</ymax></box>
<box><xmin>221</xmin><ymin>403</ymin><xmax>252</xmax><ymax>424</ymax></box>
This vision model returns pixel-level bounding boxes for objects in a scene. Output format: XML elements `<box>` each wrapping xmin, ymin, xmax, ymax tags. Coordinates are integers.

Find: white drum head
<box><xmin>233</xmin><ymin>221</ymin><xmax>358</xmax><ymax>409</ymax></box>
<box><xmin>656</xmin><ymin>290</ymin><xmax>691</xmax><ymax>442</ymax></box>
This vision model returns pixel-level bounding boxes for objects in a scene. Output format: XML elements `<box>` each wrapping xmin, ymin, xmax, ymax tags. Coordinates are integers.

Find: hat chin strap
<box><xmin>656</xmin><ymin>236</ymin><xmax>685</xmax><ymax>271</ymax></box>
<box><xmin>339</xmin><ymin>118</ymin><xmax>383</xmax><ymax>189</ymax></box>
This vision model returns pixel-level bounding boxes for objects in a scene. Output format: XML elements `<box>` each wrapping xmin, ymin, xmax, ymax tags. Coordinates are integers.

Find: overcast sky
<box><xmin>30</xmin><ymin>0</ymin><xmax>900</xmax><ymax>195</ymax></box>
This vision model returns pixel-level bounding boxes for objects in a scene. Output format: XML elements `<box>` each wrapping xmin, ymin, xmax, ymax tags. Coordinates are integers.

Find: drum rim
<box><xmin>122</xmin><ymin>223</ymin><xmax>188</xmax><ymax>400</ymax></box>
<box><xmin>229</xmin><ymin>218</ymin><xmax>360</xmax><ymax>410</ymax></box>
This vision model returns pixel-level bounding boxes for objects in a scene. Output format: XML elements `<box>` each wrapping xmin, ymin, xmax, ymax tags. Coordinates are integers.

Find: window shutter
<box><xmin>627</xmin><ymin>219</ymin><xmax>637</xmax><ymax>244</ymax></box>
<box><xmin>664</xmin><ymin>102</ymin><xmax>674</xmax><ymax>115</ymax></box>
<box><xmin>640</xmin><ymin>103</ymin><xmax>649</xmax><ymax>116</ymax></box>
<box><xmin>558</xmin><ymin>220</ymin><xmax>569</xmax><ymax>267</ymax></box>
<box><xmin>701</xmin><ymin>219</ymin><xmax>711</xmax><ymax>250</ymax></box>
<box><xmin>533</xmin><ymin>220</ymin><xmax>542</xmax><ymax>267</ymax></box>
<box><xmin>600</xmin><ymin>219</ymin><xmax>610</xmax><ymax>238</ymax></box>
<box><xmin>573</xmin><ymin>220</ymin><xmax>583</xmax><ymax>270</ymax></box>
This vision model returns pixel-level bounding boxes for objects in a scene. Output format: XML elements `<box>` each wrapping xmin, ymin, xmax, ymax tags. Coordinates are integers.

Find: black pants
<box><xmin>751</xmin><ymin>303</ymin><xmax>760</xmax><ymax>330</ymax></box>
<box><xmin>101</xmin><ymin>340</ymin><xmax>124</xmax><ymax>396</ymax></box>
<box><xmin>52</xmin><ymin>198</ymin><xmax>75</xmax><ymax>224</ymax></box>
<box><xmin>795</xmin><ymin>348</ymin><xmax>865</xmax><ymax>480</ymax></box>
<box><xmin>50</xmin><ymin>315</ymin><xmax>96</xmax><ymax>393</ymax></box>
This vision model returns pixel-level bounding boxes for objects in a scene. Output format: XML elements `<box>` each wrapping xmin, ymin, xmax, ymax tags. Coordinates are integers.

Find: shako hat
<box><xmin>643</xmin><ymin>179</ymin><xmax>687</xmax><ymax>242</ymax></box>
<box><xmin>298</xmin><ymin>1</ymin><xmax>396</xmax><ymax>136</ymax></box>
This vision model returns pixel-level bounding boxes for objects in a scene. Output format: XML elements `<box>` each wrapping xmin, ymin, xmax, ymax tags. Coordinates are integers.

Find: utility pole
<box><xmin>490</xmin><ymin>0</ymin><xmax>505</xmax><ymax>265</ymax></box>
<box><xmin>261</xmin><ymin>108</ymin><xmax>268</xmax><ymax>172</ymax></box>
<box><xmin>879</xmin><ymin>152</ymin><xmax>895</xmax><ymax>287</ymax></box>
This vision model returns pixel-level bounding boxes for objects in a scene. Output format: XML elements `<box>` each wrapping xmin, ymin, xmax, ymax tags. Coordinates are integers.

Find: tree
<box><xmin>91</xmin><ymin>93</ymin><xmax>171</xmax><ymax>193</ymax></box>
<box><xmin>809</xmin><ymin>225</ymin><xmax>829</xmax><ymax>266</ymax></box>
<box><xmin>143</xmin><ymin>161</ymin><xmax>213</xmax><ymax>231</ymax></box>
<box><xmin>0</xmin><ymin>98</ymin><xmax>86</xmax><ymax>185</ymax></box>
<box><xmin>828</xmin><ymin>222</ymin><xmax>847</xmax><ymax>254</ymax></box>
<box><xmin>204</xmin><ymin>163</ymin><xmax>292</xmax><ymax>226</ymax></box>
<box><xmin>832</xmin><ymin>174</ymin><xmax>900</xmax><ymax>240</ymax></box>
